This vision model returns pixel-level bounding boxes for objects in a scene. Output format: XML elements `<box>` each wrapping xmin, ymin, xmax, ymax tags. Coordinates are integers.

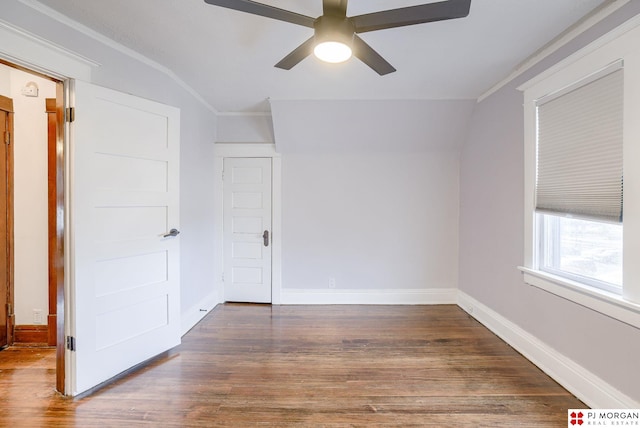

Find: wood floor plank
<box><xmin>0</xmin><ymin>304</ymin><xmax>584</xmax><ymax>426</ymax></box>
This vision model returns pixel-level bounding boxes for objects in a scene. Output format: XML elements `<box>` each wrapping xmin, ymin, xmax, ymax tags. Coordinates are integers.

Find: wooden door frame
<box><xmin>46</xmin><ymin>88</ymin><xmax>66</xmax><ymax>394</ymax></box>
<box><xmin>1</xmin><ymin>94</ymin><xmax>14</xmax><ymax>348</ymax></box>
<box><xmin>53</xmin><ymin>83</ymin><xmax>65</xmax><ymax>393</ymax></box>
<box><xmin>46</xmin><ymin>97</ymin><xmax>57</xmax><ymax>346</ymax></box>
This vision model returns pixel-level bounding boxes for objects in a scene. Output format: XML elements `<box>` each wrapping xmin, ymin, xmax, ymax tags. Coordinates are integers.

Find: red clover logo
<box><xmin>569</xmin><ymin>411</ymin><xmax>584</xmax><ymax>426</ymax></box>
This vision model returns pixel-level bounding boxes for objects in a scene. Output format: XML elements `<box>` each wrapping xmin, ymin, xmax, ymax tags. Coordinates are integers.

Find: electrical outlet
<box><xmin>33</xmin><ymin>309</ymin><xmax>44</xmax><ymax>324</ymax></box>
<box><xmin>328</xmin><ymin>277</ymin><xmax>336</xmax><ymax>289</ymax></box>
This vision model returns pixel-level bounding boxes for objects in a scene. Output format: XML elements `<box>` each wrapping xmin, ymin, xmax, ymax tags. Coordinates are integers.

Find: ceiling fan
<box><xmin>203</xmin><ymin>0</ymin><xmax>472</xmax><ymax>75</ymax></box>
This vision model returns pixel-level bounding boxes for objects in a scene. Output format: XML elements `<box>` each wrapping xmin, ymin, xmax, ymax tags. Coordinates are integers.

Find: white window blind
<box><xmin>536</xmin><ymin>65</ymin><xmax>624</xmax><ymax>223</ymax></box>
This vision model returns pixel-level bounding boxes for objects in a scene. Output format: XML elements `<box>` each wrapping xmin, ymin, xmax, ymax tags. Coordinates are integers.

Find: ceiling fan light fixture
<box><xmin>314</xmin><ymin>41</ymin><xmax>352</xmax><ymax>63</ymax></box>
<box><xmin>313</xmin><ymin>15</ymin><xmax>354</xmax><ymax>64</ymax></box>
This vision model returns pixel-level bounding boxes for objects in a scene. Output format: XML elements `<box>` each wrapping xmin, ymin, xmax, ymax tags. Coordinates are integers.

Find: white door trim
<box><xmin>213</xmin><ymin>144</ymin><xmax>282</xmax><ymax>304</ymax></box>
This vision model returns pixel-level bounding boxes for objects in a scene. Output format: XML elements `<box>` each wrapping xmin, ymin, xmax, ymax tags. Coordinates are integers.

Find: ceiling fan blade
<box><xmin>274</xmin><ymin>37</ymin><xmax>316</xmax><ymax>70</ymax></box>
<box><xmin>352</xmin><ymin>35</ymin><xmax>396</xmax><ymax>76</ymax></box>
<box><xmin>204</xmin><ymin>0</ymin><xmax>315</xmax><ymax>28</ymax></box>
<box><xmin>351</xmin><ymin>0</ymin><xmax>471</xmax><ymax>34</ymax></box>
<box><xmin>323</xmin><ymin>0</ymin><xmax>348</xmax><ymax>17</ymax></box>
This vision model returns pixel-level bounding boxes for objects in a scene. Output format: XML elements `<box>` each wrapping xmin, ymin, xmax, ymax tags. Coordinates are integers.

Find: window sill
<box><xmin>518</xmin><ymin>266</ymin><xmax>640</xmax><ymax>329</ymax></box>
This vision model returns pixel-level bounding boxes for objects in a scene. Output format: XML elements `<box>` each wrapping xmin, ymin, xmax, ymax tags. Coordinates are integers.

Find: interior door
<box><xmin>70</xmin><ymin>80</ymin><xmax>181</xmax><ymax>395</ymax></box>
<box><xmin>223</xmin><ymin>157</ymin><xmax>272</xmax><ymax>303</ymax></box>
<box><xmin>0</xmin><ymin>95</ymin><xmax>13</xmax><ymax>349</ymax></box>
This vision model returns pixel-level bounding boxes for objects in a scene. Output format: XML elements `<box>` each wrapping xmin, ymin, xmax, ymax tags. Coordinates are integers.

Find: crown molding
<box><xmin>0</xmin><ymin>18</ymin><xmax>98</xmax><ymax>80</ymax></box>
<box><xmin>477</xmin><ymin>0</ymin><xmax>631</xmax><ymax>103</ymax></box>
<box><xmin>18</xmin><ymin>0</ymin><xmax>217</xmax><ymax>113</ymax></box>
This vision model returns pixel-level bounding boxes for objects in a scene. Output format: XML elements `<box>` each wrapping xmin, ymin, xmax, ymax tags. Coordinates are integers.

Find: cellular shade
<box><xmin>536</xmin><ymin>66</ymin><xmax>624</xmax><ymax>223</ymax></box>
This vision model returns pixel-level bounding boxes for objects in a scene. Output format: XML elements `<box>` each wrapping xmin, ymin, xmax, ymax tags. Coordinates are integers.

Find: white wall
<box><xmin>0</xmin><ymin>1</ymin><xmax>219</xmax><ymax>331</ymax></box>
<box><xmin>0</xmin><ymin>67</ymin><xmax>9</xmax><ymax>94</ymax></box>
<box><xmin>458</xmin><ymin>2</ymin><xmax>640</xmax><ymax>405</ymax></box>
<box><xmin>2</xmin><ymin>66</ymin><xmax>56</xmax><ymax>325</ymax></box>
<box><xmin>217</xmin><ymin>113</ymin><xmax>274</xmax><ymax>143</ymax></box>
<box><xmin>271</xmin><ymin>99</ymin><xmax>475</xmax><ymax>153</ymax></box>
<box><xmin>271</xmin><ymin>99</ymin><xmax>474</xmax><ymax>300</ymax></box>
<box><xmin>282</xmin><ymin>151</ymin><xmax>459</xmax><ymax>292</ymax></box>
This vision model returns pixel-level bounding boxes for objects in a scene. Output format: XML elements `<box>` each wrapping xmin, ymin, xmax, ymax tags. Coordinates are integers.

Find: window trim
<box><xmin>518</xmin><ymin>267</ymin><xmax>640</xmax><ymax>330</ymax></box>
<box><xmin>519</xmin><ymin>12</ymin><xmax>640</xmax><ymax>326</ymax></box>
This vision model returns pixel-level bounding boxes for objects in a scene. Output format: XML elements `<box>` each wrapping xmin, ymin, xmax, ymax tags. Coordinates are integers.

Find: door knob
<box><xmin>163</xmin><ymin>228</ymin><xmax>180</xmax><ymax>238</ymax></box>
<box><xmin>263</xmin><ymin>230</ymin><xmax>269</xmax><ymax>247</ymax></box>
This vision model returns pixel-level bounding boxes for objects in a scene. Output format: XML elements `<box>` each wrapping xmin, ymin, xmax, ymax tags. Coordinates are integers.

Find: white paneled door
<box><xmin>70</xmin><ymin>80</ymin><xmax>180</xmax><ymax>395</ymax></box>
<box><xmin>223</xmin><ymin>158</ymin><xmax>272</xmax><ymax>303</ymax></box>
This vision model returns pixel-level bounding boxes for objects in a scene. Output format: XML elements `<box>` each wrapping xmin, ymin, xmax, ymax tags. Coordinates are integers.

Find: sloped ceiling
<box><xmin>33</xmin><ymin>0</ymin><xmax>609</xmax><ymax>112</ymax></box>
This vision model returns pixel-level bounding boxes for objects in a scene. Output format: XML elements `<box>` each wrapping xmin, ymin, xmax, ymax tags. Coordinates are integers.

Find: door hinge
<box><xmin>221</xmin><ymin>273</ymin><xmax>225</xmax><ymax>282</ymax></box>
<box><xmin>221</xmin><ymin>169</ymin><xmax>224</xmax><ymax>181</ymax></box>
<box><xmin>6</xmin><ymin>303</ymin><xmax>12</xmax><ymax>316</ymax></box>
<box><xmin>4</xmin><ymin>131</ymin><xmax>9</xmax><ymax>145</ymax></box>
<box><xmin>66</xmin><ymin>336</ymin><xmax>76</xmax><ymax>351</ymax></box>
<box><xmin>66</xmin><ymin>107</ymin><xmax>75</xmax><ymax>123</ymax></box>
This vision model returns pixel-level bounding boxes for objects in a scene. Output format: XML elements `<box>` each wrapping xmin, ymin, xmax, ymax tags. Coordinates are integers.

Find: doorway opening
<box><xmin>0</xmin><ymin>59</ymin><xmax>65</xmax><ymax>392</ymax></box>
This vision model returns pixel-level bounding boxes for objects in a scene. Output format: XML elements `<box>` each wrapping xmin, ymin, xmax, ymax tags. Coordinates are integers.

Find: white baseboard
<box><xmin>457</xmin><ymin>291</ymin><xmax>639</xmax><ymax>409</ymax></box>
<box><xmin>280</xmin><ymin>288</ymin><xmax>458</xmax><ymax>305</ymax></box>
<box><xmin>180</xmin><ymin>291</ymin><xmax>220</xmax><ymax>336</ymax></box>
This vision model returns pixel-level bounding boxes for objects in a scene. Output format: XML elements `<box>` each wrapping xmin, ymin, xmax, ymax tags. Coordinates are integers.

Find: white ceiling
<box><xmin>35</xmin><ymin>0</ymin><xmax>608</xmax><ymax>112</ymax></box>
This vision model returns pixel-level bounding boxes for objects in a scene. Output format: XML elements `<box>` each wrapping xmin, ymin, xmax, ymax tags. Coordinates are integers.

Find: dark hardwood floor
<box><xmin>0</xmin><ymin>304</ymin><xmax>583</xmax><ymax>426</ymax></box>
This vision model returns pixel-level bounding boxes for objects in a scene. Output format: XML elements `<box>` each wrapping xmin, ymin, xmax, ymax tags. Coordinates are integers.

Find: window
<box><xmin>519</xmin><ymin>16</ymin><xmax>640</xmax><ymax>328</ymax></box>
<box><xmin>535</xmin><ymin>64</ymin><xmax>623</xmax><ymax>294</ymax></box>
<box><xmin>538</xmin><ymin>214</ymin><xmax>622</xmax><ymax>293</ymax></box>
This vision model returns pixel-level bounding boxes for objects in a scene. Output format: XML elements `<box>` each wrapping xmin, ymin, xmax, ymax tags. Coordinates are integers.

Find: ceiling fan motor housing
<box><xmin>314</xmin><ymin>15</ymin><xmax>355</xmax><ymax>47</ymax></box>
